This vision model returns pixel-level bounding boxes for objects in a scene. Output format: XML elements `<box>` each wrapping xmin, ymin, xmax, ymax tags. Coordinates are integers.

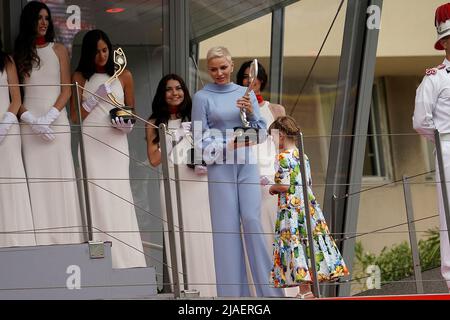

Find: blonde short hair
<box><xmin>206</xmin><ymin>46</ymin><xmax>232</xmax><ymax>63</ymax></box>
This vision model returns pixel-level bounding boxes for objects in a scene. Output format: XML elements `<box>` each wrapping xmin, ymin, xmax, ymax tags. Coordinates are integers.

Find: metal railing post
<box><xmin>434</xmin><ymin>130</ymin><xmax>450</xmax><ymax>259</ymax></box>
<box><xmin>297</xmin><ymin>132</ymin><xmax>320</xmax><ymax>298</ymax></box>
<box><xmin>323</xmin><ymin>194</ymin><xmax>339</xmax><ymax>298</ymax></box>
<box><xmin>159</xmin><ymin>123</ymin><xmax>181</xmax><ymax>298</ymax></box>
<box><xmin>402</xmin><ymin>175</ymin><xmax>424</xmax><ymax>294</ymax></box>
<box><xmin>331</xmin><ymin>194</ymin><xmax>338</xmax><ymax>235</ymax></box>
<box><xmin>172</xmin><ymin>150</ymin><xmax>189</xmax><ymax>292</ymax></box>
<box><xmin>75</xmin><ymin>82</ymin><xmax>93</xmax><ymax>241</ymax></box>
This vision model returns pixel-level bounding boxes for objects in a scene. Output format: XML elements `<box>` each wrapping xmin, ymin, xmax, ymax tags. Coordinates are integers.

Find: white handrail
<box><xmin>142</xmin><ymin>240</ymin><xmax>163</xmax><ymax>251</ymax></box>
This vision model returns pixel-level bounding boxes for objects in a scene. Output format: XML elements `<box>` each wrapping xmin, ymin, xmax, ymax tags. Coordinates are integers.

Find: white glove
<box><xmin>172</xmin><ymin>127</ymin><xmax>186</xmax><ymax>144</ymax></box>
<box><xmin>82</xmin><ymin>83</ymin><xmax>112</xmax><ymax>112</ymax></box>
<box><xmin>20</xmin><ymin>110</ymin><xmax>56</xmax><ymax>141</ymax></box>
<box><xmin>0</xmin><ymin>112</ymin><xmax>18</xmax><ymax>144</ymax></box>
<box><xmin>260</xmin><ymin>175</ymin><xmax>270</xmax><ymax>186</ymax></box>
<box><xmin>35</xmin><ymin>107</ymin><xmax>60</xmax><ymax>125</ymax></box>
<box><xmin>181</xmin><ymin>121</ymin><xmax>191</xmax><ymax>132</ymax></box>
<box><xmin>111</xmin><ymin>116</ymin><xmax>133</xmax><ymax>134</ymax></box>
<box><xmin>194</xmin><ymin>165</ymin><xmax>208</xmax><ymax>175</ymax></box>
<box><xmin>163</xmin><ymin>143</ymin><xmax>173</xmax><ymax>156</ymax></box>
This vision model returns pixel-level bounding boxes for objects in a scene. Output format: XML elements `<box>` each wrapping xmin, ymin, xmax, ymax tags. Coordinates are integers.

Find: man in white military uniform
<box><xmin>413</xmin><ymin>2</ymin><xmax>450</xmax><ymax>292</ymax></box>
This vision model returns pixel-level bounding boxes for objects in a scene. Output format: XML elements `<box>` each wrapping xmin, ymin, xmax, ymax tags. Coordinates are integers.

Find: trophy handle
<box><xmin>239</xmin><ymin>59</ymin><xmax>258</xmax><ymax>128</ymax></box>
<box><xmin>240</xmin><ymin>109</ymin><xmax>250</xmax><ymax>128</ymax></box>
<box><xmin>244</xmin><ymin>59</ymin><xmax>258</xmax><ymax>96</ymax></box>
<box><xmin>105</xmin><ymin>48</ymin><xmax>128</xmax><ymax>107</ymax></box>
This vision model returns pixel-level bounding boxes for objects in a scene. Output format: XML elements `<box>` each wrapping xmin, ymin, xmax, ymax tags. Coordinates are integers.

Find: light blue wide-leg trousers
<box><xmin>207</xmin><ymin>163</ymin><xmax>283</xmax><ymax>297</ymax></box>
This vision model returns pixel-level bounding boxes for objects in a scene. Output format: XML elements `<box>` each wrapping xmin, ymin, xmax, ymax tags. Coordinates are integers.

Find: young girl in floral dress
<box><xmin>268</xmin><ymin>116</ymin><xmax>349</xmax><ymax>298</ymax></box>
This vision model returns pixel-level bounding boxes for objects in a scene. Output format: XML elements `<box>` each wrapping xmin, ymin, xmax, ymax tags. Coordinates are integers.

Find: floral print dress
<box><xmin>270</xmin><ymin>148</ymin><xmax>349</xmax><ymax>288</ymax></box>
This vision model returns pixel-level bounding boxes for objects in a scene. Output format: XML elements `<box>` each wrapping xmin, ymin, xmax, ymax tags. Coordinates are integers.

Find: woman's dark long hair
<box><xmin>75</xmin><ymin>29</ymin><xmax>115</xmax><ymax>80</ymax></box>
<box><xmin>0</xmin><ymin>29</ymin><xmax>11</xmax><ymax>73</ymax></box>
<box><xmin>14</xmin><ymin>1</ymin><xmax>55</xmax><ymax>80</ymax></box>
<box><xmin>236</xmin><ymin>60</ymin><xmax>268</xmax><ymax>91</ymax></box>
<box><xmin>149</xmin><ymin>74</ymin><xmax>192</xmax><ymax>144</ymax></box>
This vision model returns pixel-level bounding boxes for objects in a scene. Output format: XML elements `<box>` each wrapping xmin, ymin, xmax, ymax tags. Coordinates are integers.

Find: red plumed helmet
<box><xmin>435</xmin><ymin>3</ymin><xmax>450</xmax><ymax>50</ymax></box>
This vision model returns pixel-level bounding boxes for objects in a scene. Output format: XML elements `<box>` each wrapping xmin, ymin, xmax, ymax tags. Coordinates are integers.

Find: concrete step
<box><xmin>0</xmin><ymin>242</ymin><xmax>157</xmax><ymax>299</ymax></box>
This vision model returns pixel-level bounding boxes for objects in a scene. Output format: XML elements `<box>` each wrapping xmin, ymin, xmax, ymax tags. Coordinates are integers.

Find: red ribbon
<box><xmin>256</xmin><ymin>94</ymin><xmax>264</xmax><ymax>104</ymax></box>
<box><xmin>35</xmin><ymin>36</ymin><xmax>47</xmax><ymax>46</ymax></box>
<box><xmin>168</xmin><ymin>105</ymin><xmax>178</xmax><ymax>114</ymax></box>
<box><xmin>96</xmin><ymin>65</ymin><xmax>106</xmax><ymax>73</ymax></box>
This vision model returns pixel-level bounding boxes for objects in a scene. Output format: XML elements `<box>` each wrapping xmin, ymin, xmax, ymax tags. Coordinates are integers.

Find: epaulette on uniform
<box><xmin>426</xmin><ymin>64</ymin><xmax>446</xmax><ymax>76</ymax></box>
<box><xmin>425</xmin><ymin>68</ymin><xmax>437</xmax><ymax>76</ymax></box>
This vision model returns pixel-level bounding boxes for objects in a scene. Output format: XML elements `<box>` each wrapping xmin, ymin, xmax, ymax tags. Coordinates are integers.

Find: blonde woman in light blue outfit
<box><xmin>191</xmin><ymin>46</ymin><xmax>283</xmax><ymax>297</ymax></box>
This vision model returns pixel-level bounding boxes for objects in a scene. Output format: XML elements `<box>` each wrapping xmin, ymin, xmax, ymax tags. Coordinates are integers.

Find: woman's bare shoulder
<box><xmin>119</xmin><ymin>69</ymin><xmax>133</xmax><ymax>81</ymax></box>
<box><xmin>52</xmin><ymin>42</ymin><xmax>69</xmax><ymax>55</ymax></box>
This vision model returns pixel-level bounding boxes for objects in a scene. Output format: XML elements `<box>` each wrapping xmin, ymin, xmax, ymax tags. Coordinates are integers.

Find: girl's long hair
<box><xmin>268</xmin><ymin>115</ymin><xmax>301</xmax><ymax>138</ymax></box>
<box><xmin>14</xmin><ymin>1</ymin><xmax>55</xmax><ymax>80</ymax></box>
<box><xmin>148</xmin><ymin>74</ymin><xmax>192</xmax><ymax>144</ymax></box>
<box><xmin>75</xmin><ymin>29</ymin><xmax>115</xmax><ymax>80</ymax></box>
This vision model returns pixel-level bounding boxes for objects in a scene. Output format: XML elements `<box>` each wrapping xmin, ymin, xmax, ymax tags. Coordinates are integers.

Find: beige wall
<box><xmin>199</xmin><ymin>0</ymin><xmax>344</xmax><ymax>58</ymax></box>
<box><xmin>199</xmin><ymin>0</ymin><xmax>445</xmax><ymax>59</ymax></box>
<box><xmin>377</xmin><ymin>0</ymin><xmax>444</xmax><ymax>57</ymax></box>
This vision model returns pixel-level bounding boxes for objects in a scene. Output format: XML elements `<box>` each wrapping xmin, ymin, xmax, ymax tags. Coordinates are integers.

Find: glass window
<box><xmin>282</xmin><ymin>0</ymin><xmax>347</xmax><ymax>202</ymax></box>
<box><xmin>362</xmin><ymin>79</ymin><xmax>392</xmax><ymax>179</ymax></box>
<box><xmin>41</xmin><ymin>0</ymin><xmax>165</xmax><ymax>290</ymax></box>
<box><xmin>196</xmin><ymin>13</ymin><xmax>272</xmax><ymax>88</ymax></box>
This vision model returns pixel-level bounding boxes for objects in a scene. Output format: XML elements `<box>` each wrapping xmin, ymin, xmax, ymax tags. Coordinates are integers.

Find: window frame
<box><xmin>362</xmin><ymin>77</ymin><xmax>393</xmax><ymax>182</ymax></box>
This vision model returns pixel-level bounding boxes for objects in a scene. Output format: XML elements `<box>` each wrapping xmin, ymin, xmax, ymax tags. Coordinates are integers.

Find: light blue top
<box><xmin>191</xmin><ymin>82</ymin><xmax>267</xmax><ymax>164</ymax></box>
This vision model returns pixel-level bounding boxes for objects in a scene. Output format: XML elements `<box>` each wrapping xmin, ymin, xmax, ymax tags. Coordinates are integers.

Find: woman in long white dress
<box><xmin>71</xmin><ymin>29</ymin><xmax>146</xmax><ymax>268</ymax></box>
<box><xmin>0</xmin><ymin>32</ymin><xmax>36</xmax><ymax>248</ymax></box>
<box><xmin>146</xmin><ymin>74</ymin><xmax>217</xmax><ymax>296</ymax></box>
<box><xmin>14</xmin><ymin>1</ymin><xmax>83</xmax><ymax>245</ymax></box>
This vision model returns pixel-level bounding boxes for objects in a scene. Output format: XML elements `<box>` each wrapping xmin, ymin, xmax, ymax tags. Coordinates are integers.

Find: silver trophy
<box><xmin>234</xmin><ymin>58</ymin><xmax>259</xmax><ymax>143</ymax></box>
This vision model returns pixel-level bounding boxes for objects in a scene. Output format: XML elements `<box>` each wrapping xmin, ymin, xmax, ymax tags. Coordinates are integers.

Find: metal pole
<box><xmin>167</xmin><ymin>0</ymin><xmax>190</xmax><ymax>82</ymax></box>
<box><xmin>159</xmin><ymin>123</ymin><xmax>181</xmax><ymax>298</ymax></box>
<box><xmin>402</xmin><ymin>175</ymin><xmax>424</xmax><ymax>294</ymax></box>
<box><xmin>434</xmin><ymin>130</ymin><xmax>450</xmax><ymax>260</ymax></box>
<box><xmin>297</xmin><ymin>132</ymin><xmax>320</xmax><ymax>298</ymax></box>
<box><xmin>324</xmin><ymin>194</ymin><xmax>339</xmax><ymax>299</ymax></box>
<box><xmin>269</xmin><ymin>7</ymin><xmax>284</xmax><ymax>104</ymax></box>
<box><xmin>321</xmin><ymin>0</ymin><xmax>383</xmax><ymax>297</ymax></box>
<box><xmin>172</xmin><ymin>155</ymin><xmax>189</xmax><ymax>292</ymax></box>
<box><xmin>331</xmin><ymin>194</ymin><xmax>338</xmax><ymax>235</ymax></box>
<box><xmin>75</xmin><ymin>82</ymin><xmax>93</xmax><ymax>241</ymax></box>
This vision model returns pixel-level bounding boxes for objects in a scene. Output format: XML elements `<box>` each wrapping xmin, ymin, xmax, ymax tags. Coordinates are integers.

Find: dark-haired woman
<box><xmin>70</xmin><ymin>29</ymin><xmax>146</xmax><ymax>268</ymax></box>
<box><xmin>0</xmin><ymin>30</ymin><xmax>36</xmax><ymax>248</ymax></box>
<box><xmin>14</xmin><ymin>1</ymin><xmax>82</xmax><ymax>245</ymax></box>
<box><xmin>146</xmin><ymin>74</ymin><xmax>216</xmax><ymax>296</ymax></box>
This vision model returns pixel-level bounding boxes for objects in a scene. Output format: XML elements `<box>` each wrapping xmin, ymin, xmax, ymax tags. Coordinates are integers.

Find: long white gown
<box><xmin>82</xmin><ymin>73</ymin><xmax>146</xmax><ymax>268</ymax></box>
<box><xmin>160</xmin><ymin>118</ymin><xmax>217</xmax><ymax>296</ymax></box>
<box><xmin>0</xmin><ymin>69</ymin><xmax>36</xmax><ymax>247</ymax></box>
<box><xmin>21</xmin><ymin>43</ymin><xmax>83</xmax><ymax>245</ymax></box>
<box><xmin>257</xmin><ymin>102</ymin><xmax>278</xmax><ymax>252</ymax></box>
